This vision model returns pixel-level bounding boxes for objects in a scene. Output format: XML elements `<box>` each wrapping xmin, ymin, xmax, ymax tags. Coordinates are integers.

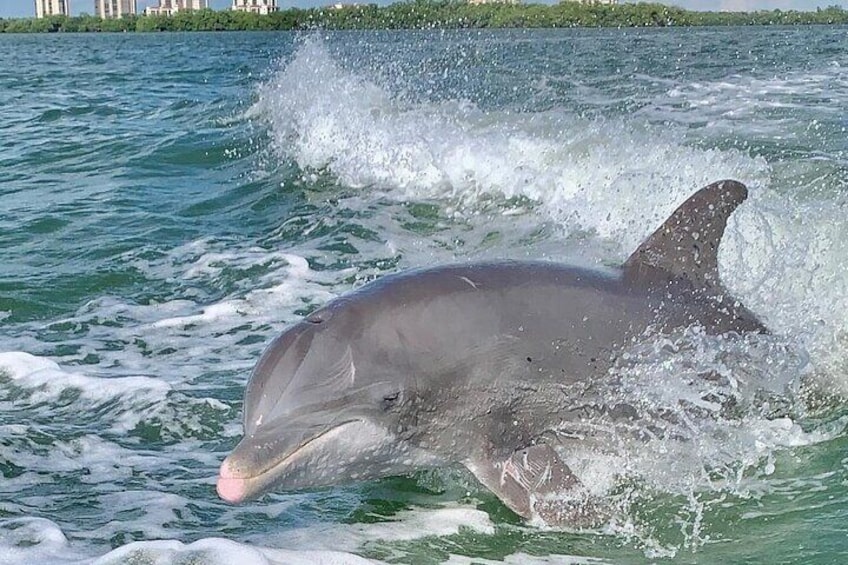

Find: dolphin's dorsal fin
<box><xmin>623</xmin><ymin>180</ymin><xmax>748</xmax><ymax>288</ymax></box>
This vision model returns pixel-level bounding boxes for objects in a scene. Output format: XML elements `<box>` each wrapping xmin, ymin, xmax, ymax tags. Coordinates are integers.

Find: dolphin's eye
<box><xmin>381</xmin><ymin>392</ymin><xmax>401</xmax><ymax>411</ymax></box>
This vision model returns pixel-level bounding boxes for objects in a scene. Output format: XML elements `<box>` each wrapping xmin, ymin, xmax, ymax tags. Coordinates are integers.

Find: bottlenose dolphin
<box><xmin>217</xmin><ymin>180</ymin><xmax>765</xmax><ymax>526</ymax></box>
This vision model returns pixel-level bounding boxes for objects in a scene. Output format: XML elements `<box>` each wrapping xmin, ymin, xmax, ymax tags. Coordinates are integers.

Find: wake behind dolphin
<box><xmin>217</xmin><ymin>180</ymin><xmax>768</xmax><ymax>526</ymax></box>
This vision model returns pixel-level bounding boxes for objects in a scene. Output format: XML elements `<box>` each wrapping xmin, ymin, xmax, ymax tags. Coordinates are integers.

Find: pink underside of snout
<box><xmin>216</xmin><ymin>460</ymin><xmax>248</xmax><ymax>504</ymax></box>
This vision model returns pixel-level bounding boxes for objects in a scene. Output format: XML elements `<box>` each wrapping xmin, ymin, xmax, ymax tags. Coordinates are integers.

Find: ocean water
<box><xmin>0</xmin><ymin>27</ymin><xmax>846</xmax><ymax>564</ymax></box>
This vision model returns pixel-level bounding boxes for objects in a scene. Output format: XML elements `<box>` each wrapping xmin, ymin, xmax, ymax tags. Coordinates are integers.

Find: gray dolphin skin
<box><xmin>217</xmin><ymin>180</ymin><xmax>765</xmax><ymax>526</ymax></box>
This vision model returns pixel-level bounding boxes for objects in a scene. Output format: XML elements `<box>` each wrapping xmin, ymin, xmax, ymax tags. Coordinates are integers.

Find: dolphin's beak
<box><xmin>216</xmin><ymin>426</ymin><xmax>312</xmax><ymax>504</ymax></box>
<box><xmin>216</xmin><ymin>457</ymin><xmax>252</xmax><ymax>503</ymax></box>
<box><xmin>216</xmin><ymin>419</ymin><xmax>364</xmax><ymax>504</ymax></box>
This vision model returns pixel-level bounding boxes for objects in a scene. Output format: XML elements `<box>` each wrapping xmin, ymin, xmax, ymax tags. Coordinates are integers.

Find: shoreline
<box><xmin>2</xmin><ymin>2</ymin><xmax>847</xmax><ymax>33</ymax></box>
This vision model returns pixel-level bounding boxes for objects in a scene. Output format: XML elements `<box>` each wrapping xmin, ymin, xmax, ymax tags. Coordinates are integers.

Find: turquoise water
<box><xmin>0</xmin><ymin>28</ymin><xmax>846</xmax><ymax>564</ymax></box>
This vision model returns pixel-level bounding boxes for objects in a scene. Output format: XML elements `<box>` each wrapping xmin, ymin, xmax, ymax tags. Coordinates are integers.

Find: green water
<box><xmin>0</xmin><ymin>28</ymin><xmax>846</xmax><ymax>564</ymax></box>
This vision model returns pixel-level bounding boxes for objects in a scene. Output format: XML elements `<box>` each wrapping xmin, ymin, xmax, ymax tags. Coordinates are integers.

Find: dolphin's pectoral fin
<box><xmin>624</xmin><ymin>179</ymin><xmax>747</xmax><ymax>289</ymax></box>
<box><xmin>465</xmin><ymin>444</ymin><xmax>606</xmax><ymax>528</ymax></box>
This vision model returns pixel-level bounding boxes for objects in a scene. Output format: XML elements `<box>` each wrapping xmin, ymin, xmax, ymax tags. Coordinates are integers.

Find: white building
<box><xmin>96</xmin><ymin>0</ymin><xmax>136</xmax><ymax>18</ymax></box>
<box><xmin>35</xmin><ymin>0</ymin><xmax>71</xmax><ymax>17</ymax></box>
<box><xmin>144</xmin><ymin>0</ymin><xmax>208</xmax><ymax>16</ymax></box>
<box><xmin>231</xmin><ymin>0</ymin><xmax>278</xmax><ymax>15</ymax></box>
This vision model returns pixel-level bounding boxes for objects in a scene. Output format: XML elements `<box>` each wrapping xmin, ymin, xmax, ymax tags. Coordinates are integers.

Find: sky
<box><xmin>1</xmin><ymin>0</ymin><xmax>847</xmax><ymax>18</ymax></box>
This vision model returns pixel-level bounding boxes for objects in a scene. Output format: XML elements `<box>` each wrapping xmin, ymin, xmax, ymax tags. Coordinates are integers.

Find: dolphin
<box><xmin>216</xmin><ymin>180</ymin><xmax>765</xmax><ymax>526</ymax></box>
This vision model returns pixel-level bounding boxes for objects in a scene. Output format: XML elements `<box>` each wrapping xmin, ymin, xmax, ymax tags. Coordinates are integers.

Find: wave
<box><xmin>0</xmin><ymin>507</ymin><xmax>501</xmax><ymax>565</ymax></box>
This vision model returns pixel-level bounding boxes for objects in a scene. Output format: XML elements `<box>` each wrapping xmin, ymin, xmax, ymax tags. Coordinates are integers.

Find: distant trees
<box><xmin>1</xmin><ymin>3</ymin><xmax>847</xmax><ymax>33</ymax></box>
<box><xmin>0</xmin><ymin>14</ymin><xmax>138</xmax><ymax>33</ymax></box>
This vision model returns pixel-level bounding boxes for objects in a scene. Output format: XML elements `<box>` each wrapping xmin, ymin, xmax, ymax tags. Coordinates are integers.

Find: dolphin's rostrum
<box><xmin>217</xmin><ymin>180</ymin><xmax>765</xmax><ymax>526</ymax></box>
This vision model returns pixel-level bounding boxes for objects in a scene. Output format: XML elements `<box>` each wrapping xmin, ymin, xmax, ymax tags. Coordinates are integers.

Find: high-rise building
<box><xmin>95</xmin><ymin>0</ymin><xmax>136</xmax><ymax>18</ymax></box>
<box><xmin>231</xmin><ymin>0</ymin><xmax>278</xmax><ymax>15</ymax></box>
<box><xmin>144</xmin><ymin>0</ymin><xmax>207</xmax><ymax>16</ymax></box>
<box><xmin>34</xmin><ymin>0</ymin><xmax>71</xmax><ymax>18</ymax></box>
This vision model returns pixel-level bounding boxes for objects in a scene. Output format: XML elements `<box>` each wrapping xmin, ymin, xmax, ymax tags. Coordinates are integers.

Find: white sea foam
<box><xmin>147</xmin><ymin>249</ymin><xmax>336</xmax><ymax>330</ymax></box>
<box><xmin>659</xmin><ymin>67</ymin><xmax>848</xmax><ymax>139</ymax></box>
<box><xmin>0</xmin><ymin>518</ymin><xmax>380</xmax><ymax>565</ymax></box>
<box><xmin>0</xmin><ymin>506</ymin><xmax>496</xmax><ymax>565</ymax></box>
<box><xmin>268</xmin><ymin>506</ymin><xmax>495</xmax><ymax>552</ymax></box>
<box><xmin>0</xmin><ymin>352</ymin><xmax>169</xmax><ymax>401</ymax></box>
<box><xmin>0</xmin><ymin>247</ymin><xmax>339</xmax><ymax>389</ymax></box>
<box><xmin>0</xmin><ymin>352</ymin><xmax>171</xmax><ymax>433</ymax></box>
<box><xmin>0</xmin><ymin>518</ymin><xmax>85</xmax><ymax>565</ymax></box>
<box><xmin>91</xmin><ymin>539</ymin><xmax>380</xmax><ymax>565</ymax></box>
<box><xmin>443</xmin><ymin>553</ymin><xmax>610</xmax><ymax>565</ymax></box>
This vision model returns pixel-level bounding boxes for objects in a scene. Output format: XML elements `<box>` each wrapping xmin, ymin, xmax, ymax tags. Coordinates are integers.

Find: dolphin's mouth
<box><xmin>217</xmin><ymin>419</ymin><xmax>361</xmax><ymax>504</ymax></box>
